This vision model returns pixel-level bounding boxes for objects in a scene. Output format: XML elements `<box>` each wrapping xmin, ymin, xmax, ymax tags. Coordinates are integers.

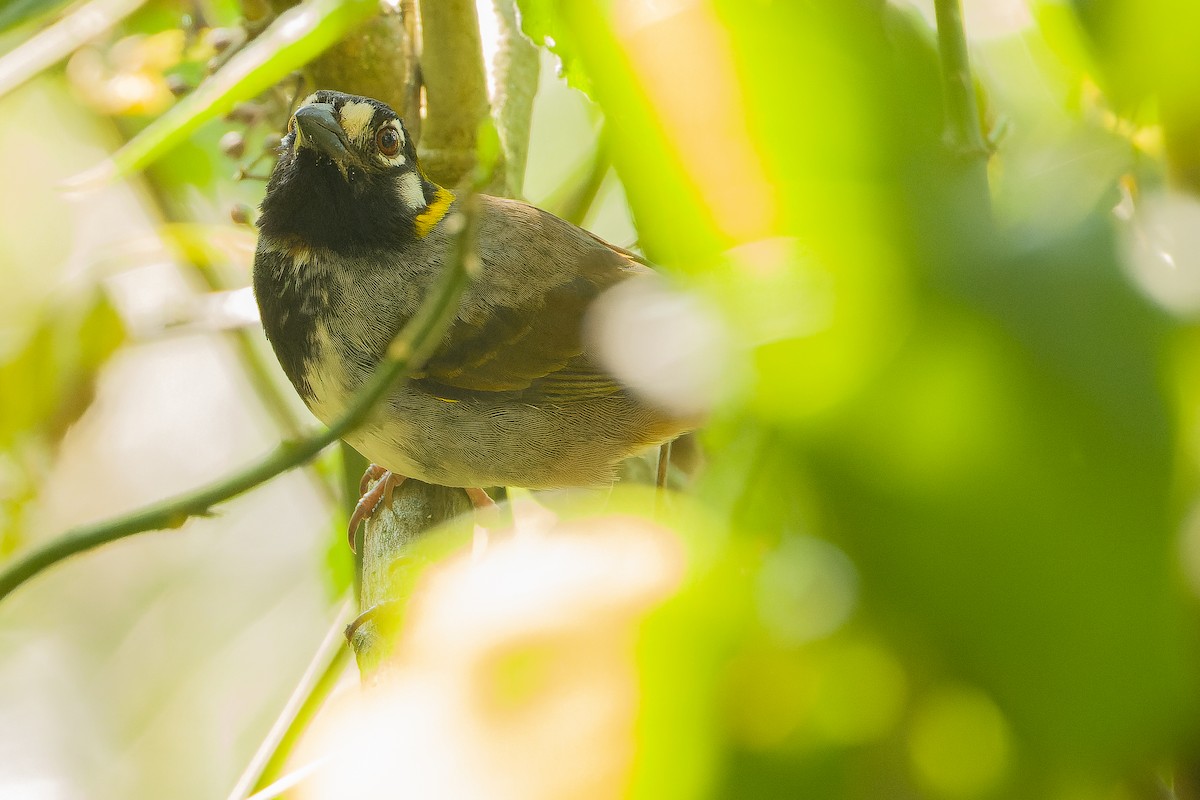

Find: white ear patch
<box><xmin>339</xmin><ymin>101</ymin><xmax>376</xmax><ymax>143</ymax></box>
<box><xmin>396</xmin><ymin>171</ymin><xmax>426</xmax><ymax>210</ymax></box>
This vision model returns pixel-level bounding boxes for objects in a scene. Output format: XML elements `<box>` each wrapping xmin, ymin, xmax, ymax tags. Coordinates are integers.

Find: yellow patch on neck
<box><xmin>414</xmin><ymin>185</ymin><xmax>455</xmax><ymax>238</ymax></box>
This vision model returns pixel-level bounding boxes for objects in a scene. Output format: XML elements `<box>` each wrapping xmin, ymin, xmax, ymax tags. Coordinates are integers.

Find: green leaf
<box><xmin>0</xmin><ymin>0</ymin><xmax>70</xmax><ymax>34</ymax></box>
<box><xmin>0</xmin><ymin>287</ymin><xmax>125</xmax><ymax>553</ymax></box>
<box><xmin>64</xmin><ymin>0</ymin><xmax>378</xmax><ymax>188</ymax></box>
<box><xmin>514</xmin><ymin>0</ymin><xmax>592</xmax><ymax>95</ymax></box>
<box><xmin>0</xmin><ymin>288</ymin><xmax>123</xmax><ymax>450</ymax></box>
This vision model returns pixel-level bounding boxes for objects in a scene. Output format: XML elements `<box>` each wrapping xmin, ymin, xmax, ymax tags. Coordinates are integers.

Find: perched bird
<box><xmin>253</xmin><ymin>90</ymin><xmax>693</xmax><ymax>539</ymax></box>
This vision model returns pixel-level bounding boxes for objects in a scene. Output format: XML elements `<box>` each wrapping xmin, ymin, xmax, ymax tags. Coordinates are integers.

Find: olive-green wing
<box><xmin>411</xmin><ymin>211</ymin><xmax>642</xmax><ymax>403</ymax></box>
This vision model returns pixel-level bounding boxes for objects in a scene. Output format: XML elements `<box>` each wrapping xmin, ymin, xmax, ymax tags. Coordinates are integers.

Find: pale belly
<box><xmin>300</xmin><ymin>326</ymin><xmax>680</xmax><ymax>488</ymax></box>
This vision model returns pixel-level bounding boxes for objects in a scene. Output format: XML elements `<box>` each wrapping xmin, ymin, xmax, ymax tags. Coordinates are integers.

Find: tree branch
<box><xmin>349</xmin><ymin>480</ymin><xmax>471</xmax><ymax>678</ymax></box>
<box><xmin>0</xmin><ymin>208</ymin><xmax>477</xmax><ymax>603</ymax></box>
<box><xmin>257</xmin><ymin>1</ymin><xmax>414</xmax><ymax>117</ymax></box>
<box><xmin>304</xmin><ymin>7</ymin><xmax>414</xmax><ymax>117</ymax></box>
<box><xmin>491</xmin><ymin>0</ymin><xmax>540</xmax><ymax>197</ymax></box>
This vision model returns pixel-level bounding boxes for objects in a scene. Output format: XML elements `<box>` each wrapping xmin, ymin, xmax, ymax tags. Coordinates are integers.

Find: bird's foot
<box><xmin>348</xmin><ymin>466</ymin><xmax>407</xmax><ymax>550</ymax></box>
<box><xmin>464</xmin><ymin>487</ymin><xmax>496</xmax><ymax>510</ymax></box>
<box><xmin>464</xmin><ymin>487</ymin><xmax>504</xmax><ymax>527</ymax></box>
<box><xmin>348</xmin><ymin>471</ymin><xmax>504</xmax><ymax>550</ymax></box>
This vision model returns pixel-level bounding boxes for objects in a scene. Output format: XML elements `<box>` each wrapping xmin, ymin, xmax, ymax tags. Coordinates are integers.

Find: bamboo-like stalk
<box><xmin>416</xmin><ymin>0</ymin><xmax>493</xmax><ymax>187</ymax></box>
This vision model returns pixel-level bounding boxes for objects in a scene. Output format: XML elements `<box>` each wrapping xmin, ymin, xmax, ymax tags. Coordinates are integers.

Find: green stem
<box><xmin>0</xmin><ymin>206</ymin><xmax>476</xmax><ymax>603</ymax></box>
<box><xmin>339</xmin><ymin>441</ymin><xmax>369</xmax><ymax>593</ymax></box>
<box><xmin>933</xmin><ymin>0</ymin><xmax>989</xmax><ymax>158</ymax></box>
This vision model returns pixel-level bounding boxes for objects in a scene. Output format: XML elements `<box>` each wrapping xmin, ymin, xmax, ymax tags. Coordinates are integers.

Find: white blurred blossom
<box><xmin>297</xmin><ymin>516</ymin><xmax>687</xmax><ymax>800</ymax></box>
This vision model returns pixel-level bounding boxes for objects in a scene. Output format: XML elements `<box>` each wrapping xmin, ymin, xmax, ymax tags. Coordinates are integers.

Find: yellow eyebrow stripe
<box><xmin>414</xmin><ymin>185</ymin><xmax>455</xmax><ymax>238</ymax></box>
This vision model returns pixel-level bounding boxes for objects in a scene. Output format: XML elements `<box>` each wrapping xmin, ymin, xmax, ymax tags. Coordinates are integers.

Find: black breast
<box><xmin>256</xmin><ymin>149</ymin><xmax>417</xmax><ymax>252</ymax></box>
<box><xmin>251</xmin><ymin>246</ymin><xmax>333</xmax><ymax>401</ymax></box>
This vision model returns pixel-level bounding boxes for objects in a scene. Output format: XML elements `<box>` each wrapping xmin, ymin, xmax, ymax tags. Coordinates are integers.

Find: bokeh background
<box><xmin>3</xmin><ymin>0</ymin><xmax>1200</xmax><ymax>798</ymax></box>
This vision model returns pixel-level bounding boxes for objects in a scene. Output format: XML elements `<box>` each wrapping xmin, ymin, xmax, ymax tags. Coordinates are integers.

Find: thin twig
<box><xmin>0</xmin><ymin>208</ymin><xmax>476</xmax><ymax>603</ymax></box>
<box><xmin>933</xmin><ymin>0</ymin><xmax>989</xmax><ymax>158</ymax></box>
<box><xmin>225</xmin><ymin>600</ymin><xmax>355</xmax><ymax>800</ymax></box>
<box><xmin>243</xmin><ymin>757</ymin><xmax>329</xmax><ymax>800</ymax></box>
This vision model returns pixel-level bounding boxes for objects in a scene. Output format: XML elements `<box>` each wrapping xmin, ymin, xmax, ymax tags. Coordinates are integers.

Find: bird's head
<box><xmin>257</xmin><ymin>90</ymin><xmax>451</xmax><ymax>250</ymax></box>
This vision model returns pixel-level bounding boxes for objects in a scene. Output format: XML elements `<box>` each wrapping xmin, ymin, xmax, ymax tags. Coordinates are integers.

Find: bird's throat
<box><xmin>413</xmin><ymin>184</ymin><xmax>455</xmax><ymax>238</ymax></box>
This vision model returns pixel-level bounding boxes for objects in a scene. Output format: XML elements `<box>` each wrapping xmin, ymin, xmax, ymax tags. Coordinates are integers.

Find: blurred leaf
<box><xmin>0</xmin><ymin>0</ymin><xmax>70</xmax><ymax>34</ymax></box>
<box><xmin>560</xmin><ymin>0</ymin><xmax>1198</xmax><ymax>782</ymax></box>
<box><xmin>0</xmin><ymin>287</ymin><xmax>125</xmax><ymax>552</ymax></box>
<box><xmin>65</xmin><ymin>0</ymin><xmax>377</xmax><ymax>188</ymax></box>
<box><xmin>804</xmin><ymin>213</ymin><xmax>1196</xmax><ymax>765</ymax></box>
<box><xmin>1067</xmin><ymin>0</ymin><xmax>1200</xmax><ymax>191</ymax></box>
<box><xmin>0</xmin><ymin>288</ymin><xmax>123</xmax><ymax>450</ymax></box>
<box><xmin>514</xmin><ymin>0</ymin><xmax>592</xmax><ymax>95</ymax></box>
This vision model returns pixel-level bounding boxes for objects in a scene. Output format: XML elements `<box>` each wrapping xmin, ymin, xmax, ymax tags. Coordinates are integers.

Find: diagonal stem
<box><xmin>225</xmin><ymin>601</ymin><xmax>355</xmax><ymax>800</ymax></box>
<box><xmin>0</xmin><ymin>200</ymin><xmax>478</xmax><ymax>603</ymax></box>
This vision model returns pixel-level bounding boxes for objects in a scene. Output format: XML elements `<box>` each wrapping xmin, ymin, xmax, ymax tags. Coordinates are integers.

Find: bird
<box><xmin>252</xmin><ymin>90</ymin><xmax>694</xmax><ymax>543</ymax></box>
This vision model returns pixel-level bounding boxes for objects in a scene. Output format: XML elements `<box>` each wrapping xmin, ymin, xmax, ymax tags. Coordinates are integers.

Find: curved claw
<box><xmin>348</xmin><ymin>469</ymin><xmax>407</xmax><ymax>551</ymax></box>
<box><xmin>359</xmin><ymin>463</ymin><xmax>388</xmax><ymax>495</ymax></box>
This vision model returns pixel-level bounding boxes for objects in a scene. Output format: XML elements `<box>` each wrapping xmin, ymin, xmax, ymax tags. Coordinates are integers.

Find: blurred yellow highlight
<box><xmin>808</xmin><ymin>639</ymin><xmax>906</xmax><ymax>747</ymax></box>
<box><xmin>908</xmin><ymin>686</ymin><xmax>1012</xmax><ymax>798</ymax></box>
<box><xmin>612</xmin><ymin>0</ymin><xmax>779</xmax><ymax>244</ymax></box>
<box><xmin>66</xmin><ymin>30</ymin><xmax>184</xmax><ymax>116</ymax></box>
<box><xmin>723</xmin><ymin>635</ymin><xmax>906</xmax><ymax>751</ymax></box>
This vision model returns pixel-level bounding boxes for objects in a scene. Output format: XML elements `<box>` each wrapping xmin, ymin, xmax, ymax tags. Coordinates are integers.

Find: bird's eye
<box><xmin>376</xmin><ymin>126</ymin><xmax>401</xmax><ymax>157</ymax></box>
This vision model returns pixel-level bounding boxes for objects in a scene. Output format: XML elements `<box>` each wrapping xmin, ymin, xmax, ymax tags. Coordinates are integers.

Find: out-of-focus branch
<box><xmin>933</xmin><ymin>0</ymin><xmax>989</xmax><ymax>159</ymax></box>
<box><xmin>0</xmin><ymin>210</ymin><xmax>476</xmax><ymax>603</ymax></box>
<box><xmin>0</xmin><ymin>0</ymin><xmax>148</xmax><ymax>100</ymax></box>
<box><xmin>417</xmin><ymin>0</ymin><xmax>494</xmax><ymax>187</ymax></box>
<box><xmin>491</xmin><ymin>0</ymin><xmax>540</xmax><ymax>197</ymax></box>
<box><xmin>261</xmin><ymin>0</ymin><xmax>414</xmax><ymax>116</ymax></box>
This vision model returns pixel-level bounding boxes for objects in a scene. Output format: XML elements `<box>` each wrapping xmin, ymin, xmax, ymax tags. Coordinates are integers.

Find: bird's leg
<box><xmin>348</xmin><ymin>471</ymin><xmax>504</xmax><ymax>549</ymax></box>
<box><xmin>348</xmin><ymin>467</ymin><xmax>408</xmax><ymax>549</ymax></box>
<box><xmin>464</xmin><ymin>487</ymin><xmax>496</xmax><ymax>510</ymax></box>
<box><xmin>656</xmin><ymin>441</ymin><xmax>673</xmax><ymax>490</ymax></box>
